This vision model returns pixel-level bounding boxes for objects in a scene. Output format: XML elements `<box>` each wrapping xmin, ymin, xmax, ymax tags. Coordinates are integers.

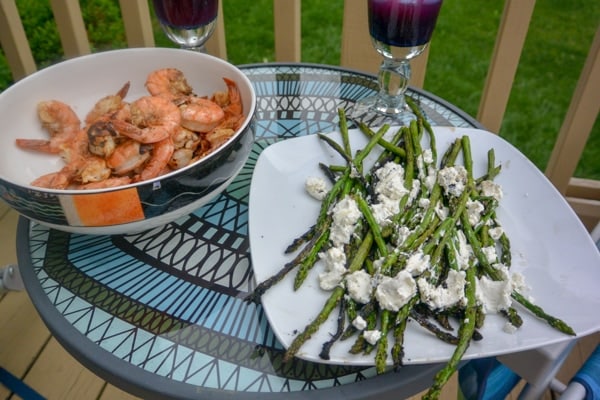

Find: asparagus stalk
<box><xmin>283</xmin><ymin>232</ymin><xmax>374</xmax><ymax>362</ymax></box>
<box><xmin>423</xmin><ymin>264</ymin><xmax>478</xmax><ymax>399</ymax></box>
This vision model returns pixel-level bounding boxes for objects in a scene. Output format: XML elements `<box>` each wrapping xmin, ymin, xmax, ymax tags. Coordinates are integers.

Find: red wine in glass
<box><xmin>153</xmin><ymin>0</ymin><xmax>219</xmax><ymax>51</ymax></box>
<box><xmin>369</xmin><ymin>0</ymin><xmax>442</xmax><ymax>59</ymax></box>
<box><xmin>354</xmin><ymin>0</ymin><xmax>444</xmax><ymax>121</ymax></box>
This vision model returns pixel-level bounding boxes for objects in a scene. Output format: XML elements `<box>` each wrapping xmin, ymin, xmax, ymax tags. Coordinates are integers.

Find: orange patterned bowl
<box><xmin>0</xmin><ymin>48</ymin><xmax>255</xmax><ymax>235</ymax></box>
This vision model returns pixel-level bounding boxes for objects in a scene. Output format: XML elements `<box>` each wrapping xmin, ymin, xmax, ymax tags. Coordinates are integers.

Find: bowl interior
<box><xmin>0</xmin><ymin>48</ymin><xmax>255</xmax><ymax>192</ymax></box>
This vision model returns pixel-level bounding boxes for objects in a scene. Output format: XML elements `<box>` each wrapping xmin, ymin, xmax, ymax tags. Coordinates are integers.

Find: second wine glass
<box><xmin>152</xmin><ymin>0</ymin><xmax>219</xmax><ymax>52</ymax></box>
<box><xmin>353</xmin><ymin>0</ymin><xmax>443</xmax><ymax>124</ymax></box>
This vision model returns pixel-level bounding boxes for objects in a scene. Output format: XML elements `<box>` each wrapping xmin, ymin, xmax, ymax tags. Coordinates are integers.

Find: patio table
<box><xmin>16</xmin><ymin>63</ymin><xmax>483</xmax><ymax>400</ymax></box>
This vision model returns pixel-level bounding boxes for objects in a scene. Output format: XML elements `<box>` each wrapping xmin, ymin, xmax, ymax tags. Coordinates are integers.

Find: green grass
<box><xmin>1</xmin><ymin>0</ymin><xmax>598</xmax><ymax>179</ymax></box>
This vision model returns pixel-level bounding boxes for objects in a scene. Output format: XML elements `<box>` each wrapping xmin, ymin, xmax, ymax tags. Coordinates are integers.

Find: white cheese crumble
<box><xmin>363</xmin><ymin>329</ymin><xmax>382</xmax><ymax>345</ymax></box>
<box><xmin>503</xmin><ymin>322</ymin><xmax>518</xmax><ymax>334</ymax></box>
<box><xmin>374</xmin><ymin>162</ymin><xmax>409</xmax><ymax>200</ymax></box>
<box><xmin>405</xmin><ymin>249</ymin><xmax>431</xmax><ymax>276</ymax></box>
<box><xmin>318</xmin><ymin>247</ymin><xmax>347</xmax><ymax>290</ymax></box>
<box><xmin>345</xmin><ymin>269</ymin><xmax>373</xmax><ymax>304</ymax></box>
<box><xmin>454</xmin><ymin>230</ymin><xmax>473</xmax><ymax>270</ymax></box>
<box><xmin>329</xmin><ymin>195</ymin><xmax>361</xmax><ymax>247</ymax></box>
<box><xmin>370</xmin><ymin>197</ymin><xmax>400</xmax><ymax>227</ymax></box>
<box><xmin>438</xmin><ymin>165</ymin><xmax>468</xmax><ymax>197</ymax></box>
<box><xmin>422</xmin><ymin>149</ymin><xmax>434</xmax><ymax>165</ymax></box>
<box><xmin>417</xmin><ymin>269</ymin><xmax>467</xmax><ymax>310</ymax></box>
<box><xmin>352</xmin><ymin>315</ymin><xmax>367</xmax><ymax>330</ymax></box>
<box><xmin>395</xmin><ymin>226</ymin><xmax>412</xmax><ymax>247</ymax></box>
<box><xmin>466</xmin><ymin>199</ymin><xmax>484</xmax><ymax>226</ymax></box>
<box><xmin>418</xmin><ymin>198</ymin><xmax>430</xmax><ymax>209</ymax></box>
<box><xmin>482</xmin><ymin>245</ymin><xmax>498</xmax><ymax>264</ymax></box>
<box><xmin>479</xmin><ymin>180</ymin><xmax>503</xmax><ymax>201</ymax></box>
<box><xmin>434</xmin><ymin>201</ymin><xmax>449</xmax><ymax>220</ymax></box>
<box><xmin>305</xmin><ymin>176</ymin><xmax>329</xmax><ymax>200</ymax></box>
<box><xmin>489</xmin><ymin>226</ymin><xmax>504</xmax><ymax>240</ymax></box>
<box><xmin>475</xmin><ymin>276</ymin><xmax>512</xmax><ymax>313</ymax></box>
<box><xmin>375</xmin><ymin>270</ymin><xmax>417</xmax><ymax>312</ymax></box>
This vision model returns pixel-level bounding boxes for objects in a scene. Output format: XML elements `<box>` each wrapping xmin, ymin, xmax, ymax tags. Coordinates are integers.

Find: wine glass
<box><xmin>353</xmin><ymin>0</ymin><xmax>443</xmax><ymax>124</ymax></box>
<box><xmin>152</xmin><ymin>0</ymin><xmax>219</xmax><ymax>52</ymax></box>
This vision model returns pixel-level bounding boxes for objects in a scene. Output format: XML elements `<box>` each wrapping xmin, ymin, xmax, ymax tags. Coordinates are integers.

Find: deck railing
<box><xmin>1</xmin><ymin>0</ymin><xmax>598</xmax><ymax>230</ymax></box>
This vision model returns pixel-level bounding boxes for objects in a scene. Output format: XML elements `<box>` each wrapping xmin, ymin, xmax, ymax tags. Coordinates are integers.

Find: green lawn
<box><xmin>1</xmin><ymin>0</ymin><xmax>598</xmax><ymax>179</ymax></box>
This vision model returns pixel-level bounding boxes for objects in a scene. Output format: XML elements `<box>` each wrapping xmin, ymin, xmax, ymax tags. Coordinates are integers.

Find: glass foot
<box><xmin>351</xmin><ymin>95</ymin><xmax>417</xmax><ymax>127</ymax></box>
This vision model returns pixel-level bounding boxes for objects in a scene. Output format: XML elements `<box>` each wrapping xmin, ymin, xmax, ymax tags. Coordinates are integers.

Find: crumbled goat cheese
<box><xmin>509</xmin><ymin>271</ymin><xmax>530</xmax><ymax>294</ymax></box>
<box><xmin>318</xmin><ymin>247</ymin><xmax>347</xmax><ymax>290</ymax></box>
<box><xmin>375</xmin><ymin>270</ymin><xmax>417</xmax><ymax>312</ymax></box>
<box><xmin>466</xmin><ymin>199</ymin><xmax>485</xmax><ymax>226</ymax></box>
<box><xmin>422</xmin><ymin>149</ymin><xmax>434</xmax><ymax>165</ymax></box>
<box><xmin>482</xmin><ymin>245</ymin><xmax>498</xmax><ymax>264</ymax></box>
<box><xmin>503</xmin><ymin>322</ymin><xmax>518</xmax><ymax>334</ymax></box>
<box><xmin>418</xmin><ymin>198</ymin><xmax>430</xmax><ymax>209</ymax></box>
<box><xmin>363</xmin><ymin>329</ymin><xmax>382</xmax><ymax>345</ymax></box>
<box><xmin>346</xmin><ymin>269</ymin><xmax>373</xmax><ymax>304</ymax></box>
<box><xmin>424</xmin><ymin>165</ymin><xmax>437</xmax><ymax>191</ymax></box>
<box><xmin>405</xmin><ymin>250</ymin><xmax>431</xmax><ymax>276</ymax></box>
<box><xmin>395</xmin><ymin>226</ymin><xmax>412</xmax><ymax>247</ymax></box>
<box><xmin>417</xmin><ymin>154</ymin><xmax>426</xmax><ymax>180</ymax></box>
<box><xmin>488</xmin><ymin>226</ymin><xmax>504</xmax><ymax>240</ymax></box>
<box><xmin>434</xmin><ymin>201</ymin><xmax>449</xmax><ymax>220</ymax></box>
<box><xmin>330</xmin><ymin>195</ymin><xmax>361</xmax><ymax>246</ymax></box>
<box><xmin>375</xmin><ymin>162</ymin><xmax>409</xmax><ymax>200</ymax></box>
<box><xmin>305</xmin><ymin>176</ymin><xmax>329</xmax><ymax>200</ymax></box>
<box><xmin>408</xmin><ymin>179</ymin><xmax>421</xmax><ymax>204</ymax></box>
<box><xmin>418</xmin><ymin>269</ymin><xmax>467</xmax><ymax>310</ymax></box>
<box><xmin>455</xmin><ymin>230</ymin><xmax>473</xmax><ymax>270</ymax></box>
<box><xmin>438</xmin><ymin>165</ymin><xmax>468</xmax><ymax>197</ymax></box>
<box><xmin>479</xmin><ymin>180</ymin><xmax>503</xmax><ymax>201</ymax></box>
<box><xmin>476</xmin><ymin>275</ymin><xmax>513</xmax><ymax>313</ymax></box>
<box><xmin>352</xmin><ymin>315</ymin><xmax>367</xmax><ymax>330</ymax></box>
<box><xmin>370</xmin><ymin>197</ymin><xmax>400</xmax><ymax>227</ymax></box>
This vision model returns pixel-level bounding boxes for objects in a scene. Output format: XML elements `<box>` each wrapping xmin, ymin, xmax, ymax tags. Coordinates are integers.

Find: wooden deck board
<box><xmin>22</xmin><ymin>338</ymin><xmax>105</xmax><ymax>399</ymax></box>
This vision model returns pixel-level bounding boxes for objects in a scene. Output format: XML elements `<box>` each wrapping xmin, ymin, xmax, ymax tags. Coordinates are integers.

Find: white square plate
<box><xmin>249</xmin><ymin>126</ymin><xmax>600</xmax><ymax>366</ymax></box>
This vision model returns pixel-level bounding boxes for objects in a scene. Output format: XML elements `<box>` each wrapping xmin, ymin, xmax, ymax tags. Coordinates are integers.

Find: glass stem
<box><xmin>376</xmin><ymin>58</ymin><xmax>411</xmax><ymax>114</ymax></box>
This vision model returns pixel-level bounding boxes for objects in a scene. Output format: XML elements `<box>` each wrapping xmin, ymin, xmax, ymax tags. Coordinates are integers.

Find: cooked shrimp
<box><xmin>107</xmin><ymin>140</ymin><xmax>151</xmax><ymax>176</ymax></box>
<box><xmin>29</xmin><ymin>152</ymin><xmax>109</xmax><ymax>188</ymax></box>
<box><xmin>205</xmin><ymin>77</ymin><xmax>244</xmax><ymax>134</ymax></box>
<box><xmin>60</xmin><ymin>129</ymin><xmax>90</xmax><ymax>164</ymax></box>
<box><xmin>134</xmin><ymin>138</ymin><xmax>174</xmax><ymax>182</ymax></box>
<box><xmin>205</xmin><ymin>128</ymin><xmax>235</xmax><ymax>149</ymax></box>
<box><xmin>87</xmin><ymin>121</ymin><xmax>120</xmax><ymax>158</ymax></box>
<box><xmin>219</xmin><ymin>77</ymin><xmax>243</xmax><ymax>118</ymax></box>
<box><xmin>72</xmin><ymin>156</ymin><xmax>112</xmax><ymax>184</ymax></box>
<box><xmin>30</xmin><ymin>169</ymin><xmax>72</xmax><ymax>189</ymax></box>
<box><xmin>16</xmin><ymin>100</ymin><xmax>82</xmax><ymax>154</ymax></box>
<box><xmin>37</xmin><ymin>100</ymin><xmax>81</xmax><ymax>137</ymax></box>
<box><xmin>169</xmin><ymin>148</ymin><xmax>195</xmax><ymax>170</ymax></box>
<box><xmin>145</xmin><ymin>68</ymin><xmax>193</xmax><ymax>101</ymax></box>
<box><xmin>179</xmin><ymin>96</ymin><xmax>225</xmax><ymax>133</ymax></box>
<box><xmin>111</xmin><ymin>96</ymin><xmax>181</xmax><ymax>143</ymax></box>
<box><xmin>172</xmin><ymin>127</ymin><xmax>200</xmax><ymax>151</ymax></box>
<box><xmin>168</xmin><ymin>127</ymin><xmax>200</xmax><ymax>170</ymax></box>
<box><xmin>85</xmin><ymin>82</ymin><xmax>130</xmax><ymax>125</ymax></box>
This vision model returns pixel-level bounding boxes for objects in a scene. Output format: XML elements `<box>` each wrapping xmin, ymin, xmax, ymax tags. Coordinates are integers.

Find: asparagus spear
<box><xmin>283</xmin><ymin>232</ymin><xmax>374</xmax><ymax>362</ymax></box>
<box><xmin>423</xmin><ymin>264</ymin><xmax>478</xmax><ymax>399</ymax></box>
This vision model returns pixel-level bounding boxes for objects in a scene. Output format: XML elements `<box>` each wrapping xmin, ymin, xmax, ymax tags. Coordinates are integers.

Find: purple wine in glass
<box><xmin>354</xmin><ymin>0</ymin><xmax>444</xmax><ymax>122</ymax></box>
<box><xmin>153</xmin><ymin>0</ymin><xmax>219</xmax><ymax>52</ymax></box>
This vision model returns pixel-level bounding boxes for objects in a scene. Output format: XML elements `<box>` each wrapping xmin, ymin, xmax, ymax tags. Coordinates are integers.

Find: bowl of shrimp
<box><xmin>0</xmin><ymin>48</ymin><xmax>256</xmax><ymax>235</ymax></box>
